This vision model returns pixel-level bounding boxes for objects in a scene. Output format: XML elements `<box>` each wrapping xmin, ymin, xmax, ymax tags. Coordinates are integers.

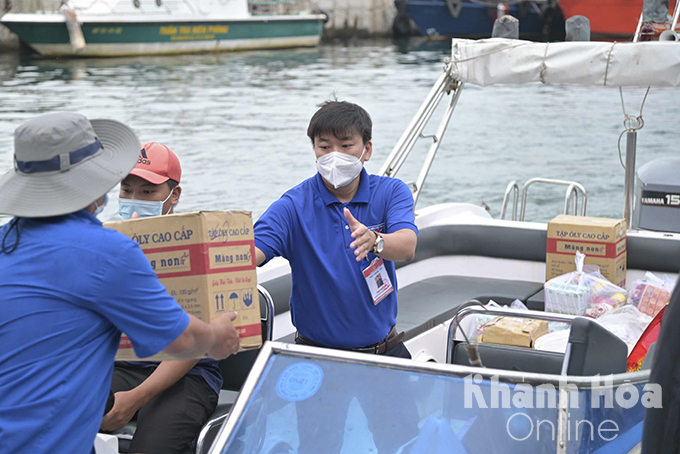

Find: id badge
<box><xmin>362</xmin><ymin>257</ymin><xmax>394</xmax><ymax>305</ymax></box>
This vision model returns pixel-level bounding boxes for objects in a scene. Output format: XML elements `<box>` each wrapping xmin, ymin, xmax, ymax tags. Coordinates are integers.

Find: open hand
<box><xmin>345</xmin><ymin>208</ymin><xmax>377</xmax><ymax>262</ymax></box>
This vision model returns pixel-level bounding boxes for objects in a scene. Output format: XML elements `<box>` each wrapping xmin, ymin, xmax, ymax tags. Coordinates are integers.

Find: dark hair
<box><xmin>307</xmin><ymin>101</ymin><xmax>372</xmax><ymax>145</ymax></box>
<box><xmin>166</xmin><ymin>179</ymin><xmax>179</xmax><ymax>191</ymax></box>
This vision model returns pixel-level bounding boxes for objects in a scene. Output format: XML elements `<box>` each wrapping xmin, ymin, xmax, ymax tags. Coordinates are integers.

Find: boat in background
<box><xmin>559</xmin><ymin>0</ymin><xmax>643</xmax><ymax>39</ymax></box>
<box><xmin>559</xmin><ymin>0</ymin><xmax>679</xmax><ymax>40</ymax></box>
<box><xmin>400</xmin><ymin>0</ymin><xmax>565</xmax><ymax>41</ymax></box>
<box><xmin>0</xmin><ymin>0</ymin><xmax>326</xmax><ymax>57</ymax></box>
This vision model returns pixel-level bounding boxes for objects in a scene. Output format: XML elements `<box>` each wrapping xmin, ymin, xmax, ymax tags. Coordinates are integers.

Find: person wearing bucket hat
<box><xmin>101</xmin><ymin>143</ymin><xmax>221</xmax><ymax>454</ymax></box>
<box><xmin>0</xmin><ymin>112</ymin><xmax>241</xmax><ymax>454</ymax></box>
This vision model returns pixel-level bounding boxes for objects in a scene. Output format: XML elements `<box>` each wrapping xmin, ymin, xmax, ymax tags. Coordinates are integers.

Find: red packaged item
<box><xmin>627</xmin><ymin>305</ymin><xmax>666</xmax><ymax>372</ymax></box>
<box><xmin>636</xmin><ymin>284</ymin><xmax>671</xmax><ymax>317</ymax></box>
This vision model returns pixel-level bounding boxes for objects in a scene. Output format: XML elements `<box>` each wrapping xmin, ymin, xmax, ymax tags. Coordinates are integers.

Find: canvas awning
<box><xmin>451</xmin><ymin>38</ymin><xmax>680</xmax><ymax>87</ymax></box>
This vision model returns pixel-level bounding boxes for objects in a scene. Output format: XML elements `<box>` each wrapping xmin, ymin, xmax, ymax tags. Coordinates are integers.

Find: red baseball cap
<box><xmin>130</xmin><ymin>142</ymin><xmax>182</xmax><ymax>184</ymax></box>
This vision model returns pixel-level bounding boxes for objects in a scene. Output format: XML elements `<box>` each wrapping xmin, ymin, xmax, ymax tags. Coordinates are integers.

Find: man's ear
<box><xmin>363</xmin><ymin>141</ymin><xmax>373</xmax><ymax>162</ymax></box>
<box><xmin>171</xmin><ymin>185</ymin><xmax>182</xmax><ymax>205</ymax></box>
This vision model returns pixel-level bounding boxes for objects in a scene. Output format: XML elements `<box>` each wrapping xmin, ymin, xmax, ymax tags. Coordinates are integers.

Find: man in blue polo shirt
<box><xmin>0</xmin><ymin>112</ymin><xmax>240</xmax><ymax>454</ymax></box>
<box><xmin>254</xmin><ymin>101</ymin><xmax>420</xmax><ymax>453</ymax></box>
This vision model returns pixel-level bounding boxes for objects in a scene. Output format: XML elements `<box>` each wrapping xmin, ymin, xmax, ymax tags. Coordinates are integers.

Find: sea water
<box><xmin>0</xmin><ymin>38</ymin><xmax>678</xmax><ymax>225</ymax></box>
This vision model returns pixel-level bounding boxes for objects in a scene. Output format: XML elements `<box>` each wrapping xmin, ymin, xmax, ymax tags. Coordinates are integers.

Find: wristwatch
<box><xmin>371</xmin><ymin>231</ymin><xmax>385</xmax><ymax>254</ymax></box>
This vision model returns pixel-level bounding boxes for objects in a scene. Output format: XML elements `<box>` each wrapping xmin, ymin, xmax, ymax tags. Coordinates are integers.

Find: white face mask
<box><xmin>93</xmin><ymin>194</ymin><xmax>108</xmax><ymax>217</ymax></box>
<box><xmin>316</xmin><ymin>148</ymin><xmax>366</xmax><ymax>189</ymax></box>
<box><xmin>119</xmin><ymin>189</ymin><xmax>174</xmax><ymax>220</ymax></box>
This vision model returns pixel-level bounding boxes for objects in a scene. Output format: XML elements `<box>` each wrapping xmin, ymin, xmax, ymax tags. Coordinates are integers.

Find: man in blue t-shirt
<box><xmin>254</xmin><ymin>101</ymin><xmax>420</xmax><ymax>453</ymax></box>
<box><xmin>0</xmin><ymin>112</ymin><xmax>241</xmax><ymax>454</ymax></box>
<box><xmin>100</xmin><ymin>142</ymin><xmax>222</xmax><ymax>454</ymax></box>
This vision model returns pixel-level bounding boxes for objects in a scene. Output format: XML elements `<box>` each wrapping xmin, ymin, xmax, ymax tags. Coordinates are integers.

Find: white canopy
<box><xmin>451</xmin><ymin>38</ymin><xmax>680</xmax><ymax>88</ymax></box>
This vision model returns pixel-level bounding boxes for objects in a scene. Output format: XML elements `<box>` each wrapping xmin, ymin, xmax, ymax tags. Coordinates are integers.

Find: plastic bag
<box><xmin>597</xmin><ymin>305</ymin><xmax>653</xmax><ymax>354</ymax></box>
<box><xmin>470</xmin><ymin>300</ymin><xmax>503</xmax><ymax>342</ymax></box>
<box><xmin>544</xmin><ymin>251</ymin><xmax>627</xmax><ymax>316</ymax></box>
<box><xmin>628</xmin><ymin>271</ymin><xmax>676</xmax><ymax>317</ymax></box>
<box><xmin>535</xmin><ymin>305</ymin><xmax>653</xmax><ymax>355</ymax></box>
<box><xmin>460</xmin><ymin>300</ymin><xmax>529</xmax><ymax>342</ymax></box>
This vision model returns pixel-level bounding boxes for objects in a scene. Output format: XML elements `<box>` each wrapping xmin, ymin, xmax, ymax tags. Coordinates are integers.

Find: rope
<box><xmin>1</xmin><ymin>218</ymin><xmax>20</xmax><ymax>255</ymax></box>
<box><xmin>539</xmin><ymin>41</ymin><xmax>549</xmax><ymax>83</ymax></box>
<box><xmin>603</xmin><ymin>41</ymin><xmax>617</xmax><ymax>86</ymax></box>
<box><xmin>617</xmin><ymin>85</ymin><xmax>651</xmax><ymax>169</ymax></box>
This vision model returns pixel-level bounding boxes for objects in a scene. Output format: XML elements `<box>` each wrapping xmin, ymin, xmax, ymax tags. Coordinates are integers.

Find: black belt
<box><xmin>296</xmin><ymin>327</ymin><xmax>405</xmax><ymax>355</ymax></box>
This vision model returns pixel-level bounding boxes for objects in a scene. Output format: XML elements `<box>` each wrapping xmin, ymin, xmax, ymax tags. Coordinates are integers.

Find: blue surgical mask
<box><xmin>119</xmin><ymin>190</ymin><xmax>174</xmax><ymax>220</ymax></box>
<box><xmin>93</xmin><ymin>194</ymin><xmax>108</xmax><ymax>217</ymax></box>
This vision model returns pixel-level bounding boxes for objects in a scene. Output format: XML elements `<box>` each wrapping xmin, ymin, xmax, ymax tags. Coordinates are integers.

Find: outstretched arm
<box><xmin>345</xmin><ymin>208</ymin><xmax>417</xmax><ymax>262</ymax></box>
<box><xmin>162</xmin><ymin>311</ymin><xmax>240</xmax><ymax>360</ymax></box>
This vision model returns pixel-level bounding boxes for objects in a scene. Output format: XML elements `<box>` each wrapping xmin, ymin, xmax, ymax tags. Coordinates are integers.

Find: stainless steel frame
<box><xmin>445</xmin><ymin>305</ymin><xmax>579</xmax><ymax>364</ymax></box>
<box><xmin>519</xmin><ymin>178</ymin><xmax>587</xmax><ymax>221</ymax></box>
<box><xmin>500</xmin><ymin>180</ymin><xmax>519</xmax><ymax>220</ymax></box>
<box><xmin>623</xmin><ymin>130</ymin><xmax>637</xmax><ymax>231</ymax></box>
<box><xmin>378</xmin><ymin>61</ymin><xmax>462</xmax><ymax>209</ymax></box>
<box><xmin>207</xmin><ymin>341</ymin><xmax>650</xmax><ymax>454</ymax></box>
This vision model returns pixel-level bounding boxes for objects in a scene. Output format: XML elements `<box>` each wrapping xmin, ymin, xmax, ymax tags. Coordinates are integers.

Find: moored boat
<box><xmin>400</xmin><ymin>0</ymin><xmax>565</xmax><ymax>41</ymax></box>
<box><xmin>559</xmin><ymin>0</ymin><xmax>678</xmax><ymax>40</ymax></box>
<box><xmin>0</xmin><ymin>0</ymin><xmax>326</xmax><ymax>57</ymax></box>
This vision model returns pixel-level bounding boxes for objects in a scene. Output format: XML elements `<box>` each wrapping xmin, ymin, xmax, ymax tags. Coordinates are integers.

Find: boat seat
<box><xmin>526</xmin><ymin>289</ymin><xmax>545</xmax><ymax>311</ymax></box>
<box><xmin>451</xmin><ymin>342</ymin><xmax>564</xmax><ymax>374</ymax></box>
<box><xmin>396</xmin><ymin>276</ymin><xmax>544</xmax><ymax>341</ymax></box>
<box><xmin>259</xmin><ymin>272</ymin><xmax>292</xmax><ymax>315</ymax></box>
<box><xmin>399</xmin><ymin>223</ymin><xmax>680</xmax><ymax>274</ymax></box>
<box><xmin>450</xmin><ymin>315</ymin><xmax>628</xmax><ymax>376</ymax></box>
<box><xmin>270</xmin><ymin>276</ymin><xmax>544</xmax><ymax>346</ymax></box>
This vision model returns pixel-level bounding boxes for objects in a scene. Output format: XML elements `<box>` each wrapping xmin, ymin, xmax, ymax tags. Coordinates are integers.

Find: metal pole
<box><xmin>379</xmin><ymin>64</ymin><xmax>454</xmax><ymax>177</ymax></box>
<box><xmin>623</xmin><ymin>130</ymin><xmax>637</xmax><ymax>230</ymax></box>
<box><xmin>672</xmin><ymin>0</ymin><xmax>680</xmax><ymax>31</ymax></box>
<box><xmin>632</xmin><ymin>12</ymin><xmax>644</xmax><ymax>42</ymax></box>
<box><xmin>413</xmin><ymin>82</ymin><xmax>464</xmax><ymax>209</ymax></box>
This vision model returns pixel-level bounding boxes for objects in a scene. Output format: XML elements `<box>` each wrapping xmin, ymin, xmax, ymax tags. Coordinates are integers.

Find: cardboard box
<box><xmin>105</xmin><ymin>211</ymin><xmax>261</xmax><ymax>361</ymax></box>
<box><xmin>482</xmin><ymin>317</ymin><xmax>548</xmax><ymax>348</ymax></box>
<box><xmin>546</xmin><ymin>215</ymin><xmax>627</xmax><ymax>287</ymax></box>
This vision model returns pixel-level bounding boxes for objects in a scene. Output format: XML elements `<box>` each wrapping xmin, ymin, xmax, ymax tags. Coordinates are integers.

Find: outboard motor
<box><xmin>632</xmin><ymin>157</ymin><xmax>680</xmax><ymax>233</ymax></box>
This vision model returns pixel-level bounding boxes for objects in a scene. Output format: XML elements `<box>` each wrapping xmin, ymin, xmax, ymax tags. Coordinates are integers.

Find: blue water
<box><xmin>0</xmin><ymin>38</ymin><xmax>678</xmax><ymax>225</ymax></box>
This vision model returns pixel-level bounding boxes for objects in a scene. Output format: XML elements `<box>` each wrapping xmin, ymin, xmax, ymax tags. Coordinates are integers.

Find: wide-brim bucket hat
<box><xmin>0</xmin><ymin>111</ymin><xmax>140</xmax><ymax>218</ymax></box>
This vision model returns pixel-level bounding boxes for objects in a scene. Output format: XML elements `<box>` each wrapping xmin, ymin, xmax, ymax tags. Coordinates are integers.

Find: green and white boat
<box><xmin>1</xmin><ymin>0</ymin><xmax>326</xmax><ymax>57</ymax></box>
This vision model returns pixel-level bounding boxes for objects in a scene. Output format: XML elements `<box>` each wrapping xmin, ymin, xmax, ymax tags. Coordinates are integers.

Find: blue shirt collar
<box><xmin>314</xmin><ymin>168</ymin><xmax>371</xmax><ymax>206</ymax></box>
<box><xmin>74</xmin><ymin>209</ymin><xmax>103</xmax><ymax>226</ymax></box>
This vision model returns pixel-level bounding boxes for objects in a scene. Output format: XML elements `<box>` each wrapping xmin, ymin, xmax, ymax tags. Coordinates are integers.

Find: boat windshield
<box><xmin>210</xmin><ymin>343</ymin><xmax>649</xmax><ymax>454</ymax></box>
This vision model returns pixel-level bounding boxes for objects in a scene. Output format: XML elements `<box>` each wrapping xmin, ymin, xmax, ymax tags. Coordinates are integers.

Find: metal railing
<box><xmin>518</xmin><ymin>177</ymin><xmax>587</xmax><ymax>221</ymax></box>
<box><xmin>500</xmin><ymin>181</ymin><xmax>519</xmax><ymax>220</ymax></box>
<box><xmin>446</xmin><ymin>305</ymin><xmax>578</xmax><ymax>364</ymax></box>
<box><xmin>500</xmin><ymin>178</ymin><xmax>587</xmax><ymax>221</ymax></box>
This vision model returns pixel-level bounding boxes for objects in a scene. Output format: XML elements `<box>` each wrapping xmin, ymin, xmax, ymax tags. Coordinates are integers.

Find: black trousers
<box><xmin>107</xmin><ymin>363</ymin><xmax>218</xmax><ymax>454</ymax></box>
